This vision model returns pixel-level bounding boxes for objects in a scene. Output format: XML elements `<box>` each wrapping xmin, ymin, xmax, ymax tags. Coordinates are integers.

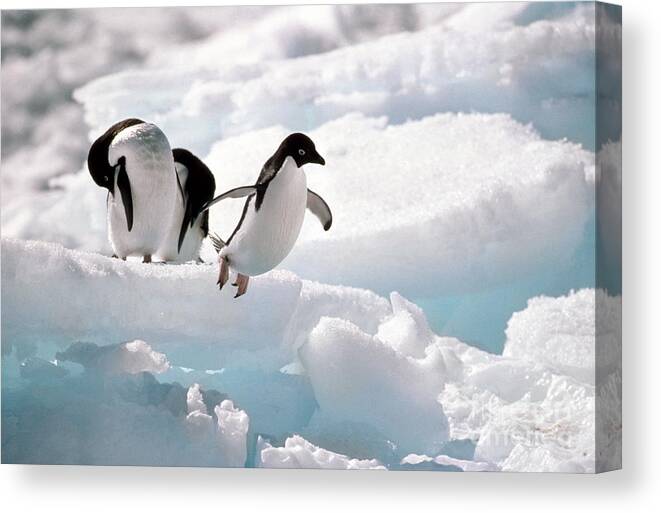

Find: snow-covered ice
<box><xmin>1</xmin><ymin>241</ymin><xmax>618</xmax><ymax>471</ymax></box>
<box><xmin>1</xmin><ymin>3</ymin><xmax>619</xmax><ymax>471</ymax></box>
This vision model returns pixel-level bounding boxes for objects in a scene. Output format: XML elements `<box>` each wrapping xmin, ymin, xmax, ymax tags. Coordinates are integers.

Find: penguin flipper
<box><xmin>202</xmin><ymin>186</ymin><xmax>256</xmax><ymax>212</ymax></box>
<box><xmin>116</xmin><ymin>157</ymin><xmax>133</xmax><ymax>232</ymax></box>
<box><xmin>306</xmin><ymin>189</ymin><xmax>332</xmax><ymax>231</ymax></box>
<box><xmin>177</xmin><ymin>199</ymin><xmax>194</xmax><ymax>253</ymax></box>
<box><xmin>209</xmin><ymin>232</ymin><xmax>226</xmax><ymax>253</ymax></box>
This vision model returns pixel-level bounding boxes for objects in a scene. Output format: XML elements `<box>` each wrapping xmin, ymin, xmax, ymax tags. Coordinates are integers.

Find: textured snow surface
<box><xmin>1</xmin><ymin>240</ymin><xmax>616</xmax><ymax>471</ymax></box>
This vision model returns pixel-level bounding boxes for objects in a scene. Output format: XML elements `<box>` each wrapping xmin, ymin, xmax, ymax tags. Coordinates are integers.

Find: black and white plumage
<box><xmin>157</xmin><ymin>148</ymin><xmax>216</xmax><ymax>262</ymax></box>
<box><xmin>88</xmin><ymin>118</ymin><xmax>177</xmax><ymax>262</ymax></box>
<box><xmin>204</xmin><ymin>133</ymin><xmax>332</xmax><ymax>298</ymax></box>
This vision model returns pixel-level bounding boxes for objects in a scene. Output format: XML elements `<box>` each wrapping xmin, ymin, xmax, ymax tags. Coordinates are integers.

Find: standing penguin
<box><xmin>157</xmin><ymin>148</ymin><xmax>216</xmax><ymax>263</ymax></box>
<box><xmin>88</xmin><ymin>118</ymin><xmax>177</xmax><ymax>262</ymax></box>
<box><xmin>204</xmin><ymin>133</ymin><xmax>332</xmax><ymax>298</ymax></box>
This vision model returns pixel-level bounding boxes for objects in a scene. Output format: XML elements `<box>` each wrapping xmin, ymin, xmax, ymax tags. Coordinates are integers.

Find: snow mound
<box><xmin>258</xmin><ymin>435</ymin><xmax>385</xmax><ymax>470</ymax></box>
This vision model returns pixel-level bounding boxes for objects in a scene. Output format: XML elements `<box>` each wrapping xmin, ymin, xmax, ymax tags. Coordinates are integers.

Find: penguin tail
<box><xmin>209</xmin><ymin>232</ymin><xmax>226</xmax><ymax>253</ymax></box>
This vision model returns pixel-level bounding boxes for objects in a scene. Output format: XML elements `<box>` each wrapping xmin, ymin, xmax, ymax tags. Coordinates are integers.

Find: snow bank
<box><xmin>1</xmin><ymin>2</ymin><xmax>528</xmax><ymax>203</ymax></box>
<box><xmin>1</xmin><ymin>238</ymin><xmax>302</xmax><ymax>370</ymax></box>
<box><xmin>274</xmin><ymin>113</ymin><xmax>593</xmax><ymax>296</ymax></box>
<box><xmin>1</xmin><ymin>238</ymin><xmax>392</xmax><ymax>372</ymax></box>
<box><xmin>258</xmin><ymin>435</ymin><xmax>385</xmax><ymax>470</ymax></box>
<box><xmin>8</xmin><ymin>112</ymin><xmax>593</xmax><ymax>299</ymax></box>
<box><xmin>76</xmin><ymin>5</ymin><xmax>597</xmax><ymax>153</ymax></box>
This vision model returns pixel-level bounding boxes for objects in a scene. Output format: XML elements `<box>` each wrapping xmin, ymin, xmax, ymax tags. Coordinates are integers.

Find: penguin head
<box><xmin>279</xmin><ymin>133</ymin><xmax>325</xmax><ymax>168</ymax></box>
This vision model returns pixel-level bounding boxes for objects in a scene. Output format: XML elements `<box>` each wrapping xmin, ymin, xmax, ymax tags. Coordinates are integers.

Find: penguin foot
<box><xmin>217</xmin><ymin>257</ymin><xmax>229</xmax><ymax>290</ymax></box>
<box><xmin>234</xmin><ymin>273</ymin><xmax>249</xmax><ymax>298</ymax></box>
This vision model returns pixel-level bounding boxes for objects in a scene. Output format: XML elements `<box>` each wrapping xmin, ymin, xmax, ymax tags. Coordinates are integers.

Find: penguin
<box><xmin>157</xmin><ymin>148</ymin><xmax>216</xmax><ymax>263</ymax></box>
<box><xmin>87</xmin><ymin>118</ymin><xmax>177</xmax><ymax>262</ymax></box>
<box><xmin>204</xmin><ymin>133</ymin><xmax>332</xmax><ymax>298</ymax></box>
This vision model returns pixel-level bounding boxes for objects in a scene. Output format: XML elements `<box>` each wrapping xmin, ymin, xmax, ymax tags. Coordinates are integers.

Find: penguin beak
<box><xmin>312</xmin><ymin>152</ymin><xmax>325</xmax><ymax>166</ymax></box>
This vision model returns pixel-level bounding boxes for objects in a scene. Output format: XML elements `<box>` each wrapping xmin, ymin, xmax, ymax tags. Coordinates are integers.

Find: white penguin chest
<box><xmin>229</xmin><ymin>158</ymin><xmax>307</xmax><ymax>275</ymax></box>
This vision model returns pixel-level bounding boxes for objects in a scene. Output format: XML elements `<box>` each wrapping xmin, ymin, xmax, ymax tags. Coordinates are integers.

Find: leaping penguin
<box><xmin>88</xmin><ymin>118</ymin><xmax>177</xmax><ymax>262</ymax></box>
<box><xmin>204</xmin><ymin>133</ymin><xmax>332</xmax><ymax>298</ymax></box>
<box><xmin>157</xmin><ymin>148</ymin><xmax>216</xmax><ymax>263</ymax></box>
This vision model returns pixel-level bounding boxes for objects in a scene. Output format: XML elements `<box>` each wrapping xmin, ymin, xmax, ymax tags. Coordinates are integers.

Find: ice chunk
<box><xmin>0</xmin><ymin>238</ymin><xmax>303</xmax><ymax>370</ymax></box>
<box><xmin>1</xmin><ymin>238</ymin><xmax>397</xmax><ymax>374</ymax></box>
<box><xmin>215</xmin><ymin>400</ymin><xmax>250</xmax><ymax>467</ymax></box>
<box><xmin>56</xmin><ymin>339</ymin><xmax>169</xmax><ymax>375</ymax></box>
<box><xmin>376</xmin><ymin>292</ymin><xmax>434</xmax><ymax>357</ymax></box>
<box><xmin>300</xmin><ymin>316</ymin><xmax>449</xmax><ymax>456</ymax></box>
<box><xmin>258</xmin><ymin>435</ymin><xmax>386</xmax><ymax>470</ymax></box>
<box><xmin>186</xmin><ymin>383</ymin><xmax>207</xmax><ymax>414</ymax></box>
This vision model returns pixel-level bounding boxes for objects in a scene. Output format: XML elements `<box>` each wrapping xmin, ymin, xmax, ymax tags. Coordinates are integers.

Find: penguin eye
<box><xmin>298</xmin><ymin>149</ymin><xmax>306</xmax><ymax>156</ymax></box>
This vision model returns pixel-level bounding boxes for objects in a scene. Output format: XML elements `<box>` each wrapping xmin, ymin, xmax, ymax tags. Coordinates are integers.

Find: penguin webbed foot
<box><xmin>217</xmin><ymin>257</ymin><xmax>229</xmax><ymax>290</ymax></box>
<box><xmin>233</xmin><ymin>273</ymin><xmax>249</xmax><ymax>298</ymax></box>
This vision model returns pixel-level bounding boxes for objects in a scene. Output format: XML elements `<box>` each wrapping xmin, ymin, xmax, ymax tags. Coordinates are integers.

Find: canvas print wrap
<box><xmin>1</xmin><ymin>2</ymin><xmax>621</xmax><ymax>472</ymax></box>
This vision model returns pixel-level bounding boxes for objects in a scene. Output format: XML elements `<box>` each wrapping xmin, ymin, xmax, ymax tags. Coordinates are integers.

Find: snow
<box><xmin>75</xmin><ymin>4</ymin><xmax>598</xmax><ymax>152</ymax></box>
<box><xmin>258</xmin><ymin>435</ymin><xmax>386</xmax><ymax>470</ymax></box>
<box><xmin>503</xmin><ymin>290</ymin><xmax>596</xmax><ymax>383</ymax></box>
<box><xmin>1</xmin><ymin>2</ymin><xmax>619</xmax><ymax>472</ymax></box>
<box><xmin>301</xmin><ymin>316</ymin><xmax>450</xmax><ymax>456</ymax></box>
